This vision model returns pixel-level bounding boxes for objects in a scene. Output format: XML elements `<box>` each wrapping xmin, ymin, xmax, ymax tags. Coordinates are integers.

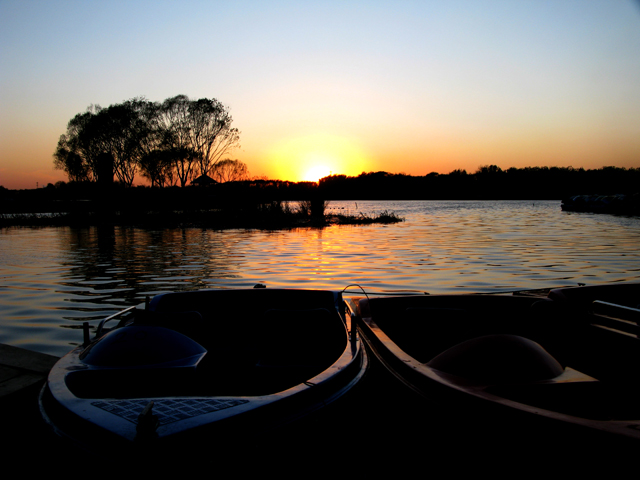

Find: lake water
<box><xmin>1</xmin><ymin>200</ymin><xmax>639</xmax><ymax>357</ymax></box>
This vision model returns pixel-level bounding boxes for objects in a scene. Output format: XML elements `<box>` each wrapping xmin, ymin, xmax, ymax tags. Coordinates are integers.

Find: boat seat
<box><xmin>133</xmin><ymin>310</ymin><xmax>211</xmax><ymax>346</ymax></box>
<box><xmin>427</xmin><ymin>334</ymin><xmax>564</xmax><ymax>384</ymax></box>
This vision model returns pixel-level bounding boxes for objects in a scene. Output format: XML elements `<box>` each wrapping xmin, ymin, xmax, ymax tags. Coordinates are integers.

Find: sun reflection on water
<box><xmin>1</xmin><ymin>200</ymin><xmax>640</xmax><ymax>355</ymax></box>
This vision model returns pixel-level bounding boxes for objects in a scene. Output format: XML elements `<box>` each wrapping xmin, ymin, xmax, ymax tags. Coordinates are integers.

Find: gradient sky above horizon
<box><xmin>1</xmin><ymin>1</ymin><xmax>639</xmax><ymax>189</ymax></box>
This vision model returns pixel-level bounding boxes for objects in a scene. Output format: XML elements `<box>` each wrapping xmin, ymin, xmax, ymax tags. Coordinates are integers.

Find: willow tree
<box><xmin>53</xmin><ymin>146</ymin><xmax>90</xmax><ymax>182</ymax></box>
<box><xmin>54</xmin><ymin>105</ymin><xmax>106</xmax><ymax>182</ymax></box>
<box><xmin>211</xmin><ymin>159</ymin><xmax>250</xmax><ymax>183</ymax></box>
<box><xmin>188</xmin><ymin>97</ymin><xmax>240</xmax><ymax>177</ymax></box>
<box><xmin>54</xmin><ymin>95</ymin><xmax>240</xmax><ymax>187</ymax></box>
<box><xmin>53</xmin><ymin>100</ymin><xmax>153</xmax><ymax>186</ymax></box>
<box><xmin>157</xmin><ymin>95</ymin><xmax>240</xmax><ymax>186</ymax></box>
<box><xmin>139</xmin><ymin>149</ymin><xmax>178</xmax><ymax>187</ymax></box>
<box><xmin>97</xmin><ymin>99</ymin><xmax>148</xmax><ymax>186</ymax></box>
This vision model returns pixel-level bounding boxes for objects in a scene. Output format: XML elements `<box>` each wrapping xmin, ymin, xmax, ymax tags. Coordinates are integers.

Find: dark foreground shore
<box><xmin>2</xmin><ymin>343</ymin><xmax>637</xmax><ymax>476</ymax></box>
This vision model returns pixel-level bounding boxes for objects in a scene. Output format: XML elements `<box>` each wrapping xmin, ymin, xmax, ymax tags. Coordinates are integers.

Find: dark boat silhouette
<box><xmin>348</xmin><ymin>283</ymin><xmax>640</xmax><ymax>442</ymax></box>
<box><xmin>40</xmin><ymin>288</ymin><xmax>367</xmax><ymax>452</ymax></box>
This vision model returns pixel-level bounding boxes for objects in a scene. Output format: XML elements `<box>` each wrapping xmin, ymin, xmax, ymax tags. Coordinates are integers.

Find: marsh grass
<box><xmin>0</xmin><ymin>212</ymin><xmax>68</xmax><ymax>227</ymax></box>
<box><xmin>0</xmin><ymin>202</ymin><xmax>404</xmax><ymax>229</ymax></box>
<box><xmin>328</xmin><ymin>210</ymin><xmax>404</xmax><ymax>225</ymax></box>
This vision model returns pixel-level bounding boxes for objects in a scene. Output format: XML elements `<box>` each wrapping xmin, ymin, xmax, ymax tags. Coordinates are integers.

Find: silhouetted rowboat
<box><xmin>40</xmin><ymin>288</ymin><xmax>367</xmax><ymax>452</ymax></box>
<box><xmin>347</xmin><ymin>283</ymin><xmax>640</xmax><ymax>441</ymax></box>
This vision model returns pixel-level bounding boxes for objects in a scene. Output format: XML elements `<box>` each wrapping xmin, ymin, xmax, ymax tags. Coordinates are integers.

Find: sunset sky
<box><xmin>1</xmin><ymin>1</ymin><xmax>639</xmax><ymax>189</ymax></box>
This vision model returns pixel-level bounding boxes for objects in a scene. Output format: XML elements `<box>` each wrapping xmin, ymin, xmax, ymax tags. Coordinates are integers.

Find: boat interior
<box><xmin>65</xmin><ymin>289</ymin><xmax>349</xmax><ymax>399</ymax></box>
<box><xmin>359</xmin><ymin>284</ymin><xmax>640</xmax><ymax>421</ymax></box>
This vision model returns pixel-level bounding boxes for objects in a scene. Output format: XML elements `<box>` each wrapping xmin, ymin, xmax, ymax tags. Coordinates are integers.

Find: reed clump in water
<box><xmin>330</xmin><ymin>210</ymin><xmax>404</xmax><ymax>225</ymax></box>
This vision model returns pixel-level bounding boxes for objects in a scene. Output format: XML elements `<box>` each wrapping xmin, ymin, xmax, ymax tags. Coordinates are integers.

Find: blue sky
<box><xmin>1</xmin><ymin>0</ymin><xmax>639</xmax><ymax>188</ymax></box>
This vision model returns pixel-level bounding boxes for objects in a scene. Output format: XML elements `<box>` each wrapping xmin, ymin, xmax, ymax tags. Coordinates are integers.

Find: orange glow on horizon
<box><xmin>265</xmin><ymin>133</ymin><xmax>370</xmax><ymax>182</ymax></box>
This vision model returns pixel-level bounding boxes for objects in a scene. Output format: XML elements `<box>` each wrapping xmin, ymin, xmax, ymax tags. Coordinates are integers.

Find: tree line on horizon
<box><xmin>2</xmin><ymin>164</ymin><xmax>638</xmax><ymax>218</ymax></box>
<box><xmin>315</xmin><ymin>165</ymin><xmax>640</xmax><ymax>200</ymax></box>
<box><xmin>53</xmin><ymin>95</ymin><xmax>245</xmax><ymax>187</ymax></box>
<box><xmin>35</xmin><ymin>163</ymin><xmax>640</xmax><ymax>200</ymax></box>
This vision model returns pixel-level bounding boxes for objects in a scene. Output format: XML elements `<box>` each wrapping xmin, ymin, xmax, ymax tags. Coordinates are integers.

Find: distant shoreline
<box><xmin>2</xmin><ymin>165</ymin><xmax>639</xmax><ymax>225</ymax></box>
<box><xmin>3</xmin><ymin>165</ymin><xmax>639</xmax><ymax>206</ymax></box>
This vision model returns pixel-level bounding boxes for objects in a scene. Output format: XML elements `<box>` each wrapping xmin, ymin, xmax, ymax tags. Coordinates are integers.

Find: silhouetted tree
<box><xmin>54</xmin><ymin>105</ymin><xmax>105</xmax><ymax>182</ymax></box>
<box><xmin>139</xmin><ymin>149</ymin><xmax>177</xmax><ymax>187</ymax></box>
<box><xmin>169</xmin><ymin>146</ymin><xmax>202</xmax><ymax>188</ymax></box>
<box><xmin>210</xmin><ymin>159</ymin><xmax>250</xmax><ymax>183</ymax></box>
<box><xmin>97</xmin><ymin>100</ymin><xmax>144</xmax><ymax>186</ymax></box>
<box><xmin>157</xmin><ymin>95</ymin><xmax>240</xmax><ymax>185</ymax></box>
<box><xmin>54</xmin><ymin>95</ymin><xmax>240</xmax><ymax>187</ymax></box>
<box><xmin>53</xmin><ymin>147</ymin><xmax>91</xmax><ymax>182</ymax></box>
<box><xmin>476</xmin><ymin>164</ymin><xmax>503</xmax><ymax>175</ymax></box>
<box><xmin>53</xmin><ymin>101</ymin><xmax>149</xmax><ymax>186</ymax></box>
<box><xmin>189</xmin><ymin>98</ymin><xmax>240</xmax><ymax>177</ymax></box>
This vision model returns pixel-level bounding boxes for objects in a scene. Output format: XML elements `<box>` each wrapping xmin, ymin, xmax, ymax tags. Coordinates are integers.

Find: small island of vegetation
<box><xmin>0</xmin><ymin>189</ymin><xmax>403</xmax><ymax>229</ymax></box>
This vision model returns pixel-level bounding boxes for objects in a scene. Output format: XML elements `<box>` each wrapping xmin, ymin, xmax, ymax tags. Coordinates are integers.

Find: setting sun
<box><xmin>266</xmin><ymin>133</ymin><xmax>370</xmax><ymax>182</ymax></box>
<box><xmin>303</xmin><ymin>163</ymin><xmax>332</xmax><ymax>183</ymax></box>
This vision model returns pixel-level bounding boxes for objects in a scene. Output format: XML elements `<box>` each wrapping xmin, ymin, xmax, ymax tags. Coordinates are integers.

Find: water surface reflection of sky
<box><xmin>1</xmin><ymin>200</ymin><xmax>639</xmax><ymax>356</ymax></box>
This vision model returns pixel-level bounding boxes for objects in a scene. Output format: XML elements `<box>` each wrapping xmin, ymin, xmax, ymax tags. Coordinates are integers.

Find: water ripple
<box><xmin>1</xmin><ymin>200</ymin><xmax>640</xmax><ymax>356</ymax></box>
